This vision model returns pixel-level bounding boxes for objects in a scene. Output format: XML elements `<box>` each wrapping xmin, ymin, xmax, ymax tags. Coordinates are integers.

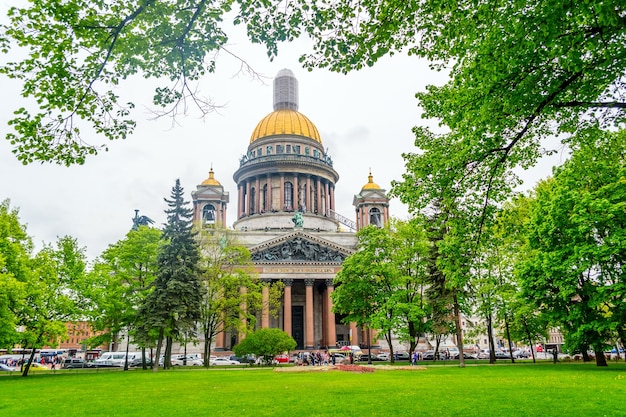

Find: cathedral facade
<box><xmin>191</xmin><ymin>69</ymin><xmax>390</xmax><ymax>351</ymax></box>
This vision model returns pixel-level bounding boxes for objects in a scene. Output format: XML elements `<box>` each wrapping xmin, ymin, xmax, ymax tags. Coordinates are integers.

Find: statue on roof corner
<box><xmin>132</xmin><ymin>209</ymin><xmax>154</xmax><ymax>231</ymax></box>
<box><xmin>292</xmin><ymin>211</ymin><xmax>304</xmax><ymax>228</ymax></box>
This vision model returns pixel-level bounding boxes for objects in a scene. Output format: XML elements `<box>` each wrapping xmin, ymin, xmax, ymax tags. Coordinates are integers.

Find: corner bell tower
<box><xmin>353</xmin><ymin>170</ymin><xmax>390</xmax><ymax>230</ymax></box>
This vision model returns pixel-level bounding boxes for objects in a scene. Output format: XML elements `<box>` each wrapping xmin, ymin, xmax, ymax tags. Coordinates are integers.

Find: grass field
<box><xmin>1</xmin><ymin>362</ymin><xmax>625</xmax><ymax>416</ymax></box>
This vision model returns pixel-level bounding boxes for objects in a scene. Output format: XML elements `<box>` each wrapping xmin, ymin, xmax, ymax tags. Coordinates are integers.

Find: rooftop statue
<box><xmin>292</xmin><ymin>211</ymin><xmax>304</xmax><ymax>228</ymax></box>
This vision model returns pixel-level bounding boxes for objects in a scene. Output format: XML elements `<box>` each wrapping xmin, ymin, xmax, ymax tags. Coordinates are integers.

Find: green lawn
<box><xmin>1</xmin><ymin>363</ymin><xmax>625</xmax><ymax>416</ymax></box>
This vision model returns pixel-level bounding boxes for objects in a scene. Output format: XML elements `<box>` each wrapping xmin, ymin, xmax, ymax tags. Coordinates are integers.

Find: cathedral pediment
<box><xmin>249</xmin><ymin>231</ymin><xmax>353</xmax><ymax>263</ymax></box>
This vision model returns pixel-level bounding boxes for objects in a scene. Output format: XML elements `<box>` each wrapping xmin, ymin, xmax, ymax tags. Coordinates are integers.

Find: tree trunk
<box><xmin>21</xmin><ymin>347</ymin><xmax>38</xmax><ymax>377</ymax></box>
<box><xmin>581</xmin><ymin>348</ymin><xmax>590</xmax><ymax>362</ymax></box>
<box><xmin>453</xmin><ymin>293</ymin><xmax>465</xmax><ymax>368</ymax></box>
<box><xmin>594</xmin><ymin>347</ymin><xmax>608</xmax><ymax>367</ymax></box>
<box><xmin>204</xmin><ymin>326</ymin><xmax>212</xmax><ymax>368</ymax></box>
<box><xmin>523</xmin><ymin>320</ymin><xmax>536</xmax><ymax>363</ymax></box>
<box><xmin>487</xmin><ymin>312</ymin><xmax>496</xmax><ymax>364</ymax></box>
<box><xmin>152</xmin><ymin>328</ymin><xmax>164</xmax><ymax>372</ymax></box>
<box><xmin>386</xmin><ymin>329</ymin><xmax>395</xmax><ymax>364</ymax></box>
<box><xmin>164</xmin><ymin>336</ymin><xmax>173</xmax><ymax>368</ymax></box>
<box><xmin>503</xmin><ymin>313</ymin><xmax>515</xmax><ymax>364</ymax></box>
<box><xmin>141</xmin><ymin>348</ymin><xmax>147</xmax><ymax>370</ymax></box>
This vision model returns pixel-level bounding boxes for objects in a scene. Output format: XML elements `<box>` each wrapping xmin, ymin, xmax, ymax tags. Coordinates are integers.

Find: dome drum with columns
<box><xmin>192</xmin><ymin>69</ymin><xmax>391</xmax><ymax>352</ymax></box>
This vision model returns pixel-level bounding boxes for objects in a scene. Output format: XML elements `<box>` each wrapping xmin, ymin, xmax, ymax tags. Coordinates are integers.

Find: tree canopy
<box><xmin>517</xmin><ymin>127</ymin><xmax>626</xmax><ymax>366</ymax></box>
<box><xmin>2</xmin><ymin>1</ymin><xmax>623</xmax><ymax>167</ymax></box>
<box><xmin>137</xmin><ymin>179</ymin><xmax>203</xmax><ymax>371</ymax></box>
<box><xmin>232</xmin><ymin>328</ymin><xmax>296</xmax><ymax>365</ymax></box>
<box><xmin>332</xmin><ymin>221</ymin><xmax>430</xmax><ymax>359</ymax></box>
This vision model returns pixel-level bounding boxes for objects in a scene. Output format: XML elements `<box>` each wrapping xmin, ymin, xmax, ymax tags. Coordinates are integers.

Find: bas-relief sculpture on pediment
<box><xmin>251</xmin><ymin>236</ymin><xmax>349</xmax><ymax>262</ymax></box>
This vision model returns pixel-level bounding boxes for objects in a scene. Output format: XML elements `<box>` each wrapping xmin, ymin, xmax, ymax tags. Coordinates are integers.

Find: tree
<box><xmin>332</xmin><ymin>221</ymin><xmax>430</xmax><ymax>362</ymax></box>
<box><xmin>5</xmin><ymin>1</ymin><xmax>623</xmax><ymax>167</ymax></box>
<box><xmin>495</xmin><ymin>195</ymin><xmax>549</xmax><ymax>363</ymax></box>
<box><xmin>518</xmin><ymin>127</ymin><xmax>626</xmax><ymax>366</ymax></box>
<box><xmin>196</xmin><ymin>228</ymin><xmax>283</xmax><ymax>367</ymax></box>
<box><xmin>295</xmin><ymin>1</ymin><xmax>625</xmax><ymax>207</ymax></box>
<box><xmin>232</xmin><ymin>328</ymin><xmax>296</xmax><ymax>366</ymax></box>
<box><xmin>86</xmin><ymin>225</ymin><xmax>161</xmax><ymax>369</ymax></box>
<box><xmin>136</xmin><ymin>179</ymin><xmax>203</xmax><ymax>371</ymax></box>
<box><xmin>18</xmin><ymin>236</ymin><xmax>88</xmax><ymax>376</ymax></box>
<box><xmin>0</xmin><ymin>200</ymin><xmax>31</xmax><ymax>349</ymax></box>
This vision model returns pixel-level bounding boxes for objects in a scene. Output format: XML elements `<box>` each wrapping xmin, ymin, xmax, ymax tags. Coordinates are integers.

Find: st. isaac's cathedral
<box><xmin>191</xmin><ymin>69</ymin><xmax>390</xmax><ymax>351</ymax></box>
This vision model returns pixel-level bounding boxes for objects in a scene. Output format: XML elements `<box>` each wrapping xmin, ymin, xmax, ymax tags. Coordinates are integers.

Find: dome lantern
<box><xmin>273</xmin><ymin>68</ymin><xmax>299</xmax><ymax>111</ymax></box>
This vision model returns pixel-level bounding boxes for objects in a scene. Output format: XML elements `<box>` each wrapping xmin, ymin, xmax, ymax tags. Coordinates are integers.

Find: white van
<box><xmin>94</xmin><ymin>352</ymin><xmax>141</xmax><ymax>367</ymax></box>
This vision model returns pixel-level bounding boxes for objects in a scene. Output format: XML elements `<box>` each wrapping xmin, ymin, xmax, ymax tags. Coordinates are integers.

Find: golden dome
<box><xmin>201</xmin><ymin>167</ymin><xmax>221</xmax><ymax>186</ymax></box>
<box><xmin>250</xmin><ymin>109</ymin><xmax>321</xmax><ymax>144</ymax></box>
<box><xmin>362</xmin><ymin>171</ymin><xmax>381</xmax><ymax>191</ymax></box>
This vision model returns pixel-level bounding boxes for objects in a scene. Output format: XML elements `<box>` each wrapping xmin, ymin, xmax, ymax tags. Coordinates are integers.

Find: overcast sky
<box><xmin>0</xmin><ymin>11</ymin><xmax>565</xmax><ymax>261</ymax></box>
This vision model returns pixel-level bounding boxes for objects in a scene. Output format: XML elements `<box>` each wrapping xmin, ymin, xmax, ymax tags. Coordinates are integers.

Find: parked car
<box><xmin>394</xmin><ymin>351</ymin><xmax>410</xmax><ymax>360</ymax></box>
<box><xmin>376</xmin><ymin>352</ymin><xmax>390</xmax><ymax>361</ymax></box>
<box><xmin>494</xmin><ymin>351</ymin><xmax>512</xmax><ymax>360</ymax></box>
<box><xmin>477</xmin><ymin>350</ymin><xmax>491</xmax><ymax>359</ymax></box>
<box><xmin>230</xmin><ymin>355</ymin><xmax>256</xmax><ymax>364</ymax></box>
<box><xmin>23</xmin><ymin>362</ymin><xmax>49</xmax><ymax>371</ymax></box>
<box><xmin>210</xmin><ymin>357</ymin><xmax>240</xmax><ymax>366</ymax></box>
<box><xmin>172</xmin><ymin>356</ymin><xmax>203</xmax><ymax>366</ymax></box>
<box><xmin>0</xmin><ymin>363</ymin><xmax>17</xmax><ymax>372</ymax></box>
<box><xmin>451</xmin><ymin>352</ymin><xmax>477</xmax><ymax>360</ymax></box>
<box><xmin>422</xmin><ymin>350</ymin><xmax>447</xmax><ymax>360</ymax></box>
<box><xmin>358</xmin><ymin>353</ymin><xmax>382</xmax><ymax>362</ymax></box>
<box><xmin>512</xmin><ymin>350</ymin><xmax>531</xmax><ymax>359</ymax></box>
<box><xmin>129</xmin><ymin>357</ymin><xmax>154</xmax><ymax>367</ymax></box>
<box><xmin>61</xmin><ymin>358</ymin><xmax>86</xmax><ymax>369</ymax></box>
<box><xmin>273</xmin><ymin>354</ymin><xmax>290</xmax><ymax>364</ymax></box>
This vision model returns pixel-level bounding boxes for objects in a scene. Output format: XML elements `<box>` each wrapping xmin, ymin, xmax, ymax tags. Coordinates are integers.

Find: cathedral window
<box><xmin>305</xmin><ymin>147</ymin><xmax>310</xmax><ymax>155</ymax></box>
<box><xmin>277</xmin><ymin>145</ymin><xmax>284</xmax><ymax>153</ymax></box>
<box><xmin>258</xmin><ymin>147</ymin><xmax>262</xmax><ymax>156</ymax></box>
<box><xmin>286</xmin><ymin>144</ymin><xmax>292</xmax><ymax>153</ymax></box>
<box><xmin>284</xmin><ymin>182</ymin><xmax>293</xmax><ymax>211</ymax></box>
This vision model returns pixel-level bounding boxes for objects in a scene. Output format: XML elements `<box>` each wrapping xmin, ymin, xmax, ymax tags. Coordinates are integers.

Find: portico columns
<box><xmin>305</xmin><ymin>279</ymin><xmax>315</xmax><ymax>349</ymax></box>
<box><xmin>215</xmin><ymin>321</ymin><xmax>225</xmax><ymax>350</ymax></box>
<box><xmin>350</xmin><ymin>322</ymin><xmax>359</xmax><ymax>346</ymax></box>
<box><xmin>326</xmin><ymin>279</ymin><xmax>336</xmax><ymax>347</ymax></box>
<box><xmin>283</xmin><ymin>279</ymin><xmax>293</xmax><ymax>336</ymax></box>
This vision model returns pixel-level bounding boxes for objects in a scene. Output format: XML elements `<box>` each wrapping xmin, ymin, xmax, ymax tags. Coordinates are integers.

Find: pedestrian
<box><xmin>412</xmin><ymin>352</ymin><xmax>418</xmax><ymax>366</ymax></box>
<box><xmin>552</xmin><ymin>349</ymin><xmax>558</xmax><ymax>364</ymax></box>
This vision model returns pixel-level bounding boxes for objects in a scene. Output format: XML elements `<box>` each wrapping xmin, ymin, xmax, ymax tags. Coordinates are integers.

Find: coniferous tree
<box><xmin>137</xmin><ymin>179</ymin><xmax>204</xmax><ymax>371</ymax></box>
